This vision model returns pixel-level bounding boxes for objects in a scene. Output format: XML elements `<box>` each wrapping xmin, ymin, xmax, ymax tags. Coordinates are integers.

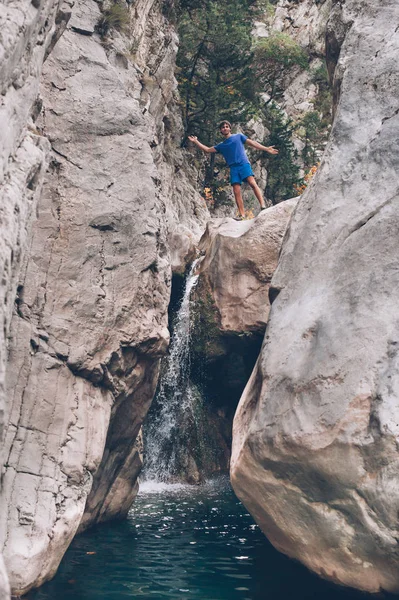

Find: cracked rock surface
<box><xmin>195</xmin><ymin>201</ymin><xmax>297</xmax><ymax>339</ymax></box>
<box><xmin>272</xmin><ymin>0</ymin><xmax>332</xmax><ymax>118</ymax></box>
<box><xmin>0</xmin><ymin>2</ymin><xmax>72</xmax><ymax>598</ymax></box>
<box><xmin>231</xmin><ymin>0</ymin><xmax>399</xmax><ymax>593</ymax></box>
<box><xmin>0</xmin><ymin>0</ymin><xmax>207</xmax><ymax>595</ymax></box>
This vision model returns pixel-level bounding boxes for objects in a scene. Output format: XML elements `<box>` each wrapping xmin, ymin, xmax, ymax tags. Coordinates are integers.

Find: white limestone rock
<box><xmin>273</xmin><ymin>0</ymin><xmax>332</xmax><ymax>56</ymax></box>
<box><xmin>232</xmin><ymin>0</ymin><xmax>399</xmax><ymax>593</ymax></box>
<box><xmin>196</xmin><ymin>201</ymin><xmax>297</xmax><ymax>337</ymax></box>
<box><xmin>0</xmin><ymin>2</ymin><xmax>72</xmax><ymax>598</ymax></box>
<box><xmin>272</xmin><ymin>1</ymin><xmax>332</xmax><ymax>120</ymax></box>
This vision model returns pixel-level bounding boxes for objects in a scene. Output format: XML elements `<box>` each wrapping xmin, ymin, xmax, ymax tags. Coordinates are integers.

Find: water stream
<box><xmin>143</xmin><ymin>259</ymin><xmax>210</xmax><ymax>483</ymax></box>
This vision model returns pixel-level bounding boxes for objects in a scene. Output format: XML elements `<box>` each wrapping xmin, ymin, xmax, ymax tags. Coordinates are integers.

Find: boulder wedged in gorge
<box><xmin>0</xmin><ymin>0</ymin><xmax>206</xmax><ymax>595</ymax></box>
<box><xmin>194</xmin><ymin>201</ymin><xmax>297</xmax><ymax>346</ymax></box>
<box><xmin>231</xmin><ymin>0</ymin><xmax>399</xmax><ymax>594</ymax></box>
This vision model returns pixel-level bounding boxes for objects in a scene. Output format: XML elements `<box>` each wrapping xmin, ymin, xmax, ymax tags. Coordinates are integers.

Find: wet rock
<box><xmin>231</xmin><ymin>0</ymin><xmax>399</xmax><ymax>593</ymax></box>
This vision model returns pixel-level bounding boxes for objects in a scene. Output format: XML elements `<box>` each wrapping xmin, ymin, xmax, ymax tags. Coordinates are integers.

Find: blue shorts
<box><xmin>230</xmin><ymin>163</ymin><xmax>254</xmax><ymax>185</ymax></box>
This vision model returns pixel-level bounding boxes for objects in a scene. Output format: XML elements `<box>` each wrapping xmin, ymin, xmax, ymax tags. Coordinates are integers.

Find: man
<box><xmin>188</xmin><ymin>120</ymin><xmax>278</xmax><ymax>220</ymax></box>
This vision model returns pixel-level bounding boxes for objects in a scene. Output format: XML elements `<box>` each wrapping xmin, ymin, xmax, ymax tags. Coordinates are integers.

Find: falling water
<box><xmin>143</xmin><ymin>259</ymin><xmax>203</xmax><ymax>482</ymax></box>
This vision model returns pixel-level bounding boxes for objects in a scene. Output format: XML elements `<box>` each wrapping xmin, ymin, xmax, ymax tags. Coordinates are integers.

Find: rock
<box><xmin>231</xmin><ymin>0</ymin><xmax>399</xmax><ymax>593</ymax></box>
<box><xmin>0</xmin><ymin>0</ymin><xmax>207</xmax><ymax>595</ymax></box>
<box><xmin>0</xmin><ymin>556</ymin><xmax>10</xmax><ymax>600</ymax></box>
<box><xmin>273</xmin><ymin>0</ymin><xmax>332</xmax><ymax>57</ymax></box>
<box><xmin>269</xmin><ymin>0</ymin><xmax>333</xmax><ymax>159</ymax></box>
<box><xmin>0</xmin><ymin>2</ymin><xmax>73</xmax><ymax>598</ymax></box>
<box><xmin>194</xmin><ymin>200</ymin><xmax>297</xmax><ymax>340</ymax></box>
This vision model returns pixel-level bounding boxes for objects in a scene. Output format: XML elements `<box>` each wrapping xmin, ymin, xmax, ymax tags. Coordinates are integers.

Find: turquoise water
<box><xmin>28</xmin><ymin>478</ymin><xmax>370</xmax><ymax>600</ymax></box>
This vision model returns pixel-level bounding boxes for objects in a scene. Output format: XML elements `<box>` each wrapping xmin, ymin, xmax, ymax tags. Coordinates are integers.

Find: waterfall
<box><xmin>143</xmin><ymin>259</ymin><xmax>203</xmax><ymax>483</ymax></box>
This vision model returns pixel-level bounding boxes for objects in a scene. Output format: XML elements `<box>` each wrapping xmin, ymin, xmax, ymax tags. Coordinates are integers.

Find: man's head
<box><xmin>219</xmin><ymin>120</ymin><xmax>232</xmax><ymax>137</ymax></box>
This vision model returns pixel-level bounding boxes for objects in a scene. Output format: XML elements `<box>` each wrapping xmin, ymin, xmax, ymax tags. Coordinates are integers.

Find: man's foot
<box><xmin>260</xmin><ymin>205</ymin><xmax>267</xmax><ymax>211</ymax></box>
<box><xmin>234</xmin><ymin>214</ymin><xmax>245</xmax><ymax>221</ymax></box>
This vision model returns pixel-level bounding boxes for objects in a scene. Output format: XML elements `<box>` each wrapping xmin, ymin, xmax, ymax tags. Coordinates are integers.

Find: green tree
<box><xmin>264</xmin><ymin>104</ymin><xmax>302</xmax><ymax>204</ymax></box>
<box><xmin>176</xmin><ymin>0</ymin><xmax>267</xmax><ymax>144</ymax></box>
<box><xmin>298</xmin><ymin>62</ymin><xmax>332</xmax><ymax>168</ymax></box>
<box><xmin>300</xmin><ymin>110</ymin><xmax>322</xmax><ymax>168</ymax></box>
<box><xmin>176</xmin><ymin>0</ymin><xmax>311</xmax><ymax>207</ymax></box>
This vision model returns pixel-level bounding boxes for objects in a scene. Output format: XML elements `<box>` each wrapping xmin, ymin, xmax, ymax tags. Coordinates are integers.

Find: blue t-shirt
<box><xmin>214</xmin><ymin>133</ymin><xmax>249</xmax><ymax>167</ymax></box>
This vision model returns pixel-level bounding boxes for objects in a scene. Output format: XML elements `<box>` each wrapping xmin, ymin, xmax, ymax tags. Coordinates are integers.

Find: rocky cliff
<box><xmin>272</xmin><ymin>0</ymin><xmax>332</xmax><ymax>118</ymax></box>
<box><xmin>232</xmin><ymin>0</ymin><xmax>399</xmax><ymax>593</ymax></box>
<box><xmin>0</xmin><ymin>0</ymin><xmax>207</xmax><ymax>595</ymax></box>
<box><xmin>0</xmin><ymin>2</ymin><xmax>73</xmax><ymax>598</ymax></box>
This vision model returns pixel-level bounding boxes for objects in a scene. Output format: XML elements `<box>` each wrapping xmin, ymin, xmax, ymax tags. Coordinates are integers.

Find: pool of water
<box><xmin>28</xmin><ymin>477</ymin><xmax>371</xmax><ymax>600</ymax></box>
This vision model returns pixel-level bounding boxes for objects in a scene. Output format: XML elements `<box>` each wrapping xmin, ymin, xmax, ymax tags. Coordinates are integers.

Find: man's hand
<box><xmin>188</xmin><ymin>135</ymin><xmax>198</xmax><ymax>143</ymax></box>
<box><xmin>246</xmin><ymin>139</ymin><xmax>279</xmax><ymax>154</ymax></box>
<box><xmin>266</xmin><ymin>146</ymin><xmax>279</xmax><ymax>155</ymax></box>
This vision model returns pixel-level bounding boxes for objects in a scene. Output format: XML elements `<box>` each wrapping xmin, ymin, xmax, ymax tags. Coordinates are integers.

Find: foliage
<box><xmin>96</xmin><ymin>1</ymin><xmax>130</xmax><ymax>37</ymax></box>
<box><xmin>176</xmin><ymin>0</ymin><xmax>327</xmax><ymax>208</ymax></box>
<box><xmin>263</xmin><ymin>103</ymin><xmax>303</xmax><ymax>204</ymax></box>
<box><xmin>297</xmin><ymin>62</ymin><xmax>332</xmax><ymax>167</ymax></box>
<box><xmin>253</xmin><ymin>33</ymin><xmax>309</xmax><ymax>103</ymax></box>
<box><xmin>310</xmin><ymin>62</ymin><xmax>333</xmax><ymax>126</ymax></box>
<box><xmin>176</xmin><ymin>0</ymin><xmax>272</xmax><ymax>144</ymax></box>
<box><xmin>299</xmin><ymin>111</ymin><xmax>323</xmax><ymax>168</ymax></box>
<box><xmin>293</xmin><ymin>163</ymin><xmax>319</xmax><ymax>195</ymax></box>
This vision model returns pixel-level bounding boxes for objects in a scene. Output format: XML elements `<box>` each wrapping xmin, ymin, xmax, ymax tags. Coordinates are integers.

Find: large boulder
<box><xmin>231</xmin><ymin>0</ymin><xmax>399</xmax><ymax>593</ymax></box>
<box><xmin>194</xmin><ymin>201</ymin><xmax>297</xmax><ymax>344</ymax></box>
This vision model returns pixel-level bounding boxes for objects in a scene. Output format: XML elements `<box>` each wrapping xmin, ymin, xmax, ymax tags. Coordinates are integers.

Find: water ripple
<box><xmin>29</xmin><ymin>477</ymin><xmax>372</xmax><ymax>600</ymax></box>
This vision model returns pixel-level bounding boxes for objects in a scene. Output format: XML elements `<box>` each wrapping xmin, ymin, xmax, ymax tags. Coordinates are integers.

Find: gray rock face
<box><xmin>0</xmin><ymin>0</ymin><xmax>71</xmax><ymax>451</ymax></box>
<box><xmin>1</xmin><ymin>0</ymin><xmax>207</xmax><ymax>595</ymax></box>
<box><xmin>232</xmin><ymin>0</ymin><xmax>399</xmax><ymax>593</ymax></box>
<box><xmin>127</xmin><ymin>0</ymin><xmax>209</xmax><ymax>273</ymax></box>
<box><xmin>269</xmin><ymin>0</ymin><xmax>332</xmax><ymax>119</ymax></box>
<box><xmin>195</xmin><ymin>202</ymin><xmax>297</xmax><ymax>339</ymax></box>
<box><xmin>273</xmin><ymin>0</ymin><xmax>332</xmax><ymax>57</ymax></box>
<box><xmin>0</xmin><ymin>2</ymin><xmax>72</xmax><ymax>598</ymax></box>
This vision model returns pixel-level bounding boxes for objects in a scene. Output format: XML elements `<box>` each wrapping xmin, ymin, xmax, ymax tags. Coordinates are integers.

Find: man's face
<box><xmin>220</xmin><ymin>123</ymin><xmax>231</xmax><ymax>137</ymax></box>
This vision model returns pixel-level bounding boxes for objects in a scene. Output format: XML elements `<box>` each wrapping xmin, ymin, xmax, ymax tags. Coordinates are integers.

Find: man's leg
<box><xmin>232</xmin><ymin>184</ymin><xmax>245</xmax><ymax>217</ymax></box>
<box><xmin>245</xmin><ymin>176</ymin><xmax>266</xmax><ymax>209</ymax></box>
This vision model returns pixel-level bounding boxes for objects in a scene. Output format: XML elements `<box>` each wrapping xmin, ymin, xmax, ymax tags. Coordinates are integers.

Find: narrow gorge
<box><xmin>0</xmin><ymin>0</ymin><xmax>398</xmax><ymax>599</ymax></box>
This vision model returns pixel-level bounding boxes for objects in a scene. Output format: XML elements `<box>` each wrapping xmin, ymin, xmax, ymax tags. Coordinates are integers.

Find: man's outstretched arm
<box><xmin>188</xmin><ymin>135</ymin><xmax>217</xmax><ymax>153</ymax></box>
<box><xmin>246</xmin><ymin>139</ymin><xmax>279</xmax><ymax>155</ymax></box>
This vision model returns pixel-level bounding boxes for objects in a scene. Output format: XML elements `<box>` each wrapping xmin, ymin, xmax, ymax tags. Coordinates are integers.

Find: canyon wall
<box><xmin>232</xmin><ymin>0</ymin><xmax>399</xmax><ymax>593</ymax></box>
<box><xmin>0</xmin><ymin>0</ymin><xmax>207</xmax><ymax>595</ymax></box>
<box><xmin>0</xmin><ymin>2</ymin><xmax>73</xmax><ymax>598</ymax></box>
<box><xmin>272</xmin><ymin>0</ymin><xmax>332</xmax><ymax>118</ymax></box>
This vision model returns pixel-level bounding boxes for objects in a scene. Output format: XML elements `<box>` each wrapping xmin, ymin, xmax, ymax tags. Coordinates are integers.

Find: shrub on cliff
<box><xmin>96</xmin><ymin>1</ymin><xmax>130</xmax><ymax>37</ymax></box>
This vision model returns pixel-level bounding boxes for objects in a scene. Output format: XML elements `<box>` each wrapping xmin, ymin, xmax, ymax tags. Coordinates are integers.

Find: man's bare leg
<box><xmin>232</xmin><ymin>183</ymin><xmax>245</xmax><ymax>217</ymax></box>
<box><xmin>245</xmin><ymin>176</ymin><xmax>266</xmax><ymax>208</ymax></box>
